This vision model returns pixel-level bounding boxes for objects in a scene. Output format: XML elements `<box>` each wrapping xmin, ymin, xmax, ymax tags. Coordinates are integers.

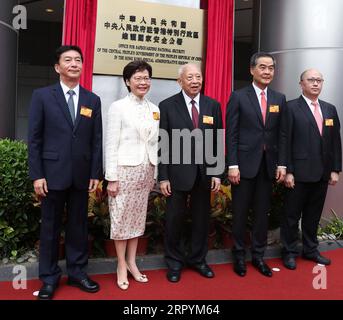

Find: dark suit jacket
<box><xmin>158</xmin><ymin>91</ymin><xmax>223</xmax><ymax>191</ymax></box>
<box><xmin>226</xmin><ymin>85</ymin><xmax>287</xmax><ymax>179</ymax></box>
<box><xmin>285</xmin><ymin>96</ymin><xmax>342</xmax><ymax>182</ymax></box>
<box><xmin>28</xmin><ymin>82</ymin><xmax>103</xmax><ymax>190</ymax></box>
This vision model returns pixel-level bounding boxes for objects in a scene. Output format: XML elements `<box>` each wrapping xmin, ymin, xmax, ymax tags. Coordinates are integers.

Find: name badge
<box><xmin>203</xmin><ymin>115</ymin><xmax>214</xmax><ymax>124</ymax></box>
<box><xmin>269</xmin><ymin>105</ymin><xmax>279</xmax><ymax>113</ymax></box>
<box><xmin>80</xmin><ymin>106</ymin><xmax>92</xmax><ymax>118</ymax></box>
<box><xmin>325</xmin><ymin>119</ymin><xmax>334</xmax><ymax>126</ymax></box>
<box><xmin>153</xmin><ymin>112</ymin><xmax>160</xmax><ymax>120</ymax></box>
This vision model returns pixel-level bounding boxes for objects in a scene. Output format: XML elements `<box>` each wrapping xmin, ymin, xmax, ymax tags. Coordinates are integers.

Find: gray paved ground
<box><xmin>0</xmin><ymin>240</ymin><xmax>341</xmax><ymax>282</ymax></box>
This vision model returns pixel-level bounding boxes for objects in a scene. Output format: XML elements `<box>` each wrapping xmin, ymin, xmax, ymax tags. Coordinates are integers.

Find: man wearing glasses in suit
<box><xmin>281</xmin><ymin>69</ymin><xmax>342</xmax><ymax>270</ymax></box>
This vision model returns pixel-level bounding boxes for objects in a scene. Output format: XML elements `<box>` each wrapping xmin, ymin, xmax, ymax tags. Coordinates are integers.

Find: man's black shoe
<box><xmin>166</xmin><ymin>269</ymin><xmax>181</xmax><ymax>283</ymax></box>
<box><xmin>191</xmin><ymin>263</ymin><xmax>214</xmax><ymax>278</ymax></box>
<box><xmin>38</xmin><ymin>283</ymin><xmax>58</xmax><ymax>300</ymax></box>
<box><xmin>283</xmin><ymin>256</ymin><xmax>297</xmax><ymax>270</ymax></box>
<box><xmin>252</xmin><ymin>258</ymin><xmax>273</xmax><ymax>277</ymax></box>
<box><xmin>302</xmin><ymin>253</ymin><xmax>331</xmax><ymax>265</ymax></box>
<box><xmin>67</xmin><ymin>277</ymin><xmax>100</xmax><ymax>293</ymax></box>
<box><xmin>233</xmin><ymin>259</ymin><xmax>247</xmax><ymax>277</ymax></box>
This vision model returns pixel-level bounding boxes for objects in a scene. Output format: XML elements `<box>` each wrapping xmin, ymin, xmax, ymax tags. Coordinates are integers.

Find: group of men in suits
<box><xmin>159</xmin><ymin>52</ymin><xmax>341</xmax><ymax>282</ymax></box>
<box><xmin>28</xmin><ymin>46</ymin><xmax>341</xmax><ymax>299</ymax></box>
<box><xmin>225</xmin><ymin>53</ymin><xmax>341</xmax><ymax>277</ymax></box>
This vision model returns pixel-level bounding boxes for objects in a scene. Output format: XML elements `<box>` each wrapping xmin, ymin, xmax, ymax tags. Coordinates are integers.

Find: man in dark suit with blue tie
<box><xmin>226</xmin><ymin>52</ymin><xmax>287</xmax><ymax>277</ymax></box>
<box><xmin>281</xmin><ymin>69</ymin><xmax>342</xmax><ymax>270</ymax></box>
<box><xmin>28</xmin><ymin>45</ymin><xmax>103</xmax><ymax>299</ymax></box>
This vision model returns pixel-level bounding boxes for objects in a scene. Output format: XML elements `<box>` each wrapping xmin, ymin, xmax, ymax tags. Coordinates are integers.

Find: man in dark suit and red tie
<box><xmin>158</xmin><ymin>63</ymin><xmax>223</xmax><ymax>282</ymax></box>
<box><xmin>281</xmin><ymin>69</ymin><xmax>342</xmax><ymax>270</ymax></box>
<box><xmin>226</xmin><ymin>52</ymin><xmax>287</xmax><ymax>277</ymax></box>
<box><xmin>28</xmin><ymin>45</ymin><xmax>103</xmax><ymax>299</ymax></box>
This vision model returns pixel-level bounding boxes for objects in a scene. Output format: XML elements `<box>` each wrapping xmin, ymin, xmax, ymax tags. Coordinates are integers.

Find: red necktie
<box><xmin>311</xmin><ymin>101</ymin><xmax>323</xmax><ymax>135</ymax></box>
<box><xmin>191</xmin><ymin>100</ymin><xmax>199</xmax><ymax>128</ymax></box>
<box><xmin>261</xmin><ymin>91</ymin><xmax>267</xmax><ymax>124</ymax></box>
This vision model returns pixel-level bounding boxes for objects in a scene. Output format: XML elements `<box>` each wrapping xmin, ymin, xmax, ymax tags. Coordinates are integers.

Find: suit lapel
<box><xmin>73</xmin><ymin>85</ymin><xmax>88</xmax><ymax>133</ymax></box>
<box><xmin>247</xmin><ymin>85</ymin><xmax>263</xmax><ymax>125</ymax></box>
<box><xmin>319</xmin><ymin>99</ymin><xmax>329</xmax><ymax>138</ymax></box>
<box><xmin>265</xmin><ymin>89</ymin><xmax>282</xmax><ymax>126</ymax></box>
<box><xmin>298</xmin><ymin>96</ymin><xmax>322</xmax><ymax>136</ymax></box>
<box><xmin>265</xmin><ymin>89</ymin><xmax>274</xmax><ymax>125</ymax></box>
<box><xmin>198</xmin><ymin>94</ymin><xmax>208</xmax><ymax>129</ymax></box>
<box><xmin>175</xmin><ymin>91</ymin><xmax>194</xmax><ymax>130</ymax></box>
<box><xmin>147</xmin><ymin>107</ymin><xmax>159</xmax><ymax>141</ymax></box>
<box><xmin>52</xmin><ymin>83</ymin><xmax>74</xmax><ymax>129</ymax></box>
<box><xmin>123</xmin><ymin>95</ymin><xmax>141</xmax><ymax>135</ymax></box>
<box><xmin>136</xmin><ymin>97</ymin><xmax>157</xmax><ymax>142</ymax></box>
<box><xmin>127</xmin><ymin>94</ymin><xmax>155</xmax><ymax>139</ymax></box>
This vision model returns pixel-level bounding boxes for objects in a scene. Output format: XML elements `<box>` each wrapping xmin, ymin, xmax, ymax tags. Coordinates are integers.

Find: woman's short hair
<box><xmin>123</xmin><ymin>60</ymin><xmax>152</xmax><ymax>92</ymax></box>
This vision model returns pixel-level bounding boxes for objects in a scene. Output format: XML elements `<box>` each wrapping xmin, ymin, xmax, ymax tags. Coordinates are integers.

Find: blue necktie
<box><xmin>67</xmin><ymin>90</ymin><xmax>76</xmax><ymax>124</ymax></box>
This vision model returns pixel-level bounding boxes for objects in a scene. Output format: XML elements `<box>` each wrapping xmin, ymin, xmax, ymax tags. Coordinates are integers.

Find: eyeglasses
<box><xmin>305</xmin><ymin>78</ymin><xmax>324</xmax><ymax>84</ymax></box>
<box><xmin>132</xmin><ymin>77</ymin><xmax>151</xmax><ymax>83</ymax></box>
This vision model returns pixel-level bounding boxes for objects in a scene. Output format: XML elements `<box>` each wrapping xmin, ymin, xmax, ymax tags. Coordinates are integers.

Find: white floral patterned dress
<box><xmin>108</xmin><ymin>94</ymin><xmax>156</xmax><ymax>240</ymax></box>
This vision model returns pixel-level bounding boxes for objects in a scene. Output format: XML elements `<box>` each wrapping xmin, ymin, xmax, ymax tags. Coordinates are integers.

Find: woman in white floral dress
<box><xmin>105</xmin><ymin>61</ymin><xmax>159</xmax><ymax>290</ymax></box>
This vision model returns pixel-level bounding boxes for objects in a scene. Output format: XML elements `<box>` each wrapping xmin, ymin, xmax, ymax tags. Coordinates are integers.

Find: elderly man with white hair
<box><xmin>158</xmin><ymin>63</ymin><xmax>224</xmax><ymax>282</ymax></box>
